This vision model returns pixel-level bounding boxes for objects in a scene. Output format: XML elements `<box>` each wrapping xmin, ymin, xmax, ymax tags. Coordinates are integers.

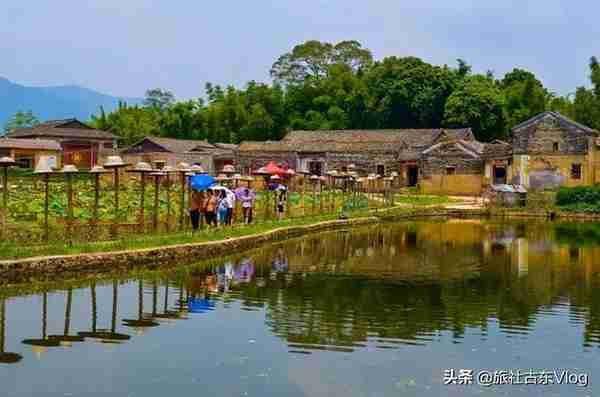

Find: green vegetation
<box><xmin>0</xmin><ymin>205</ymin><xmax>419</xmax><ymax>261</ymax></box>
<box><xmin>70</xmin><ymin>40</ymin><xmax>600</xmax><ymax>146</ymax></box>
<box><xmin>394</xmin><ymin>195</ymin><xmax>457</xmax><ymax>206</ymax></box>
<box><xmin>556</xmin><ymin>186</ymin><xmax>600</xmax><ymax>213</ymax></box>
<box><xmin>3</xmin><ymin>110</ymin><xmax>39</xmax><ymax>133</ymax></box>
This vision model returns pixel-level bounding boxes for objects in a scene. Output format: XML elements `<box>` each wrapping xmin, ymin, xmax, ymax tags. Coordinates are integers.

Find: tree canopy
<box><xmin>88</xmin><ymin>40</ymin><xmax>600</xmax><ymax>146</ymax></box>
<box><xmin>3</xmin><ymin>110</ymin><xmax>39</xmax><ymax>134</ymax></box>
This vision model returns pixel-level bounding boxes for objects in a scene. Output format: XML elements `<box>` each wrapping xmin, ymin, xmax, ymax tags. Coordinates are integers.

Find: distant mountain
<box><xmin>0</xmin><ymin>77</ymin><xmax>142</xmax><ymax>127</ymax></box>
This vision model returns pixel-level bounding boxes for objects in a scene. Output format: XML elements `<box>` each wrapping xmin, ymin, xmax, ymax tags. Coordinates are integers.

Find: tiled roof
<box><xmin>142</xmin><ymin>136</ymin><xmax>214</xmax><ymax>153</ymax></box>
<box><xmin>240</xmin><ymin>128</ymin><xmax>474</xmax><ymax>153</ymax></box>
<box><xmin>0</xmin><ymin>138</ymin><xmax>61</xmax><ymax>151</ymax></box>
<box><xmin>511</xmin><ymin>111</ymin><xmax>598</xmax><ymax>135</ymax></box>
<box><xmin>6</xmin><ymin>118</ymin><xmax>117</xmax><ymax>140</ymax></box>
<box><xmin>422</xmin><ymin>139</ymin><xmax>484</xmax><ymax>158</ymax></box>
<box><xmin>482</xmin><ymin>142</ymin><xmax>512</xmax><ymax>159</ymax></box>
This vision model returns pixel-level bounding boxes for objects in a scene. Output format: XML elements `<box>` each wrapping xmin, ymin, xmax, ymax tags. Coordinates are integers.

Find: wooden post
<box><xmin>113</xmin><ymin>168</ymin><xmax>120</xmax><ymax>238</ymax></box>
<box><xmin>179</xmin><ymin>172</ymin><xmax>186</xmax><ymax>231</ymax></box>
<box><xmin>319</xmin><ymin>181</ymin><xmax>324</xmax><ymax>214</ymax></box>
<box><xmin>301</xmin><ymin>179</ymin><xmax>306</xmax><ymax>217</ymax></box>
<box><xmin>1</xmin><ymin>167</ymin><xmax>7</xmax><ymax>238</ymax></box>
<box><xmin>165</xmin><ymin>173</ymin><xmax>171</xmax><ymax>233</ymax></box>
<box><xmin>66</xmin><ymin>173</ymin><xmax>74</xmax><ymax>247</ymax></box>
<box><xmin>139</xmin><ymin>173</ymin><xmax>146</xmax><ymax>233</ymax></box>
<box><xmin>153</xmin><ymin>175</ymin><xmax>160</xmax><ymax>232</ymax></box>
<box><xmin>312</xmin><ymin>182</ymin><xmax>316</xmax><ymax>216</ymax></box>
<box><xmin>93</xmin><ymin>174</ymin><xmax>100</xmax><ymax>225</ymax></box>
<box><xmin>43</xmin><ymin>174</ymin><xmax>50</xmax><ymax>243</ymax></box>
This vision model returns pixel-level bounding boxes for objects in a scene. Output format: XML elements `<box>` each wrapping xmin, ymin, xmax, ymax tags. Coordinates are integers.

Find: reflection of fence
<box><xmin>0</xmin><ymin>172</ymin><xmax>396</xmax><ymax>248</ymax></box>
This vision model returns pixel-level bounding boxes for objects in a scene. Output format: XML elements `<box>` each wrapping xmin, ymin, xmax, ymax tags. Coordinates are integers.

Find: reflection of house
<box><xmin>0</xmin><ymin>138</ymin><xmax>62</xmax><ymax>169</ymax></box>
<box><xmin>5</xmin><ymin>119</ymin><xmax>117</xmax><ymax>169</ymax></box>
<box><xmin>511</xmin><ymin>111</ymin><xmax>600</xmax><ymax>189</ymax></box>
<box><xmin>121</xmin><ymin>136</ymin><xmax>237</xmax><ymax>174</ymax></box>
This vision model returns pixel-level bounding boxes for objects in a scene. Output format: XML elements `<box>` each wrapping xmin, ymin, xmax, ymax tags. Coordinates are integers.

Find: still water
<box><xmin>1</xmin><ymin>219</ymin><xmax>600</xmax><ymax>396</ymax></box>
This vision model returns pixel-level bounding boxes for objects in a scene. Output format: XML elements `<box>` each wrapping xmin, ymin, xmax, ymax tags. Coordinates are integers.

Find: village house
<box><xmin>238</xmin><ymin>111</ymin><xmax>600</xmax><ymax>195</ymax></box>
<box><xmin>238</xmin><ymin>128</ymin><xmax>475</xmax><ymax>186</ymax></box>
<box><xmin>5</xmin><ymin>118</ymin><xmax>117</xmax><ymax>169</ymax></box>
<box><xmin>121</xmin><ymin>136</ymin><xmax>237</xmax><ymax>173</ymax></box>
<box><xmin>0</xmin><ymin>138</ymin><xmax>62</xmax><ymax>169</ymax></box>
<box><xmin>510</xmin><ymin>111</ymin><xmax>600</xmax><ymax>189</ymax></box>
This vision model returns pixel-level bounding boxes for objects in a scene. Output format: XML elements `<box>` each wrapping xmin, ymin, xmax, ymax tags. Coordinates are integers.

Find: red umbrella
<box><xmin>264</xmin><ymin>161</ymin><xmax>286</xmax><ymax>176</ymax></box>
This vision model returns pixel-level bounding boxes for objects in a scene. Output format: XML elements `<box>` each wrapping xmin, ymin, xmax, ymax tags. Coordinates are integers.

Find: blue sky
<box><xmin>1</xmin><ymin>0</ymin><xmax>598</xmax><ymax>99</ymax></box>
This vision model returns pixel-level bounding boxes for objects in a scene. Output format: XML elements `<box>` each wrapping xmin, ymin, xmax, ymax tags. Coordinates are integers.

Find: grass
<box><xmin>0</xmin><ymin>206</ymin><xmax>392</xmax><ymax>261</ymax></box>
<box><xmin>393</xmin><ymin>194</ymin><xmax>458</xmax><ymax>206</ymax></box>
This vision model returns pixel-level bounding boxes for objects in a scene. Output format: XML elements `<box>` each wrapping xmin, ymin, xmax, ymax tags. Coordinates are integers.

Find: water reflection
<box><xmin>0</xmin><ymin>298</ymin><xmax>22</xmax><ymax>364</ymax></box>
<box><xmin>5</xmin><ymin>219</ymin><xmax>600</xmax><ymax>364</ymax></box>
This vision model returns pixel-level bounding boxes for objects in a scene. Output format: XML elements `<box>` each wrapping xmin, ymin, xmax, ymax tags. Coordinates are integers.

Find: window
<box><xmin>104</xmin><ymin>142</ymin><xmax>114</xmax><ymax>149</ymax></box>
<box><xmin>308</xmin><ymin>161</ymin><xmax>323</xmax><ymax>176</ymax></box>
<box><xmin>376</xmin><ymin>164</ymin><xmax>385</xmax><ymax>176</ymax></box>
<box><xmin>571</xmin><ymin>164</ymin><xmax>582</xmax><ymax>180</ymax></box>
<box><xmin>15</xmin><ymin>155</ymin><xmax>34</xmax><ymax>169</ymax></box>
<box><xmin>553</xmin><ymin>142</ymin><xmax>559</xmax><ymax>152</ymax></box>
<box><xmin>446</xmin><ymin>166</ymin><xmax>456</xmax><ymax>175</ymax></box>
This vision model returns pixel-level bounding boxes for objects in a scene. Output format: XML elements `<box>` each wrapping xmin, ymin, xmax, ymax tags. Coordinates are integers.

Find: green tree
<box><xmin>500</xmin><ymin>68</ymin><xmax>549</xmax><ymax>128</ymax></box>
<box><xmin>443</xmin><ymin>75</ymin><xmax>506</xmax><ymax>141</ymax></box>
<box><xmin>364</xmin><ymin>56</ymin><xmax>458</xmax><ymax>128</ymax></box>
<box><xmin>143</xmin><ymin>88</ymin><xmax>175</xmax><ymax>110</ymax></box>
<box><xmin>270</xmin><ymin>40</ymin><xmax>372</xmax><ymax>85</ymax></box>
<box><xmin>3</xmin><ymin>110</ymin><xmax>39</xmax><ymax>133</ymax></box>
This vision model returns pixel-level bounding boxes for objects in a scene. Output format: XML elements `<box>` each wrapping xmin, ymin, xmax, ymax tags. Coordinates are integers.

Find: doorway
<box><xmin>493</xmin><ymin>166</ymin><xmax>507</xmax><ymax>185</ymax></box>
<box><xmin>407</xmin><ymin>166</ymin><xmax>419</xmax><ymax>187</ymax></box>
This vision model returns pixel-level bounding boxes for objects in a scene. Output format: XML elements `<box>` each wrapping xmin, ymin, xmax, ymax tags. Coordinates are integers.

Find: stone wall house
<box><xmin>0</xmin><ymin>138</ymin><xmax>62</xmax><ymax>169</ymax></box>
<box><xmin>482</xmin><ymin>140</ymin><xmax>513</xmax><ymax>185</ymax></box>
<box><xmin>121</xmin><ymin>137</ymin><xmax>215</xmax><ymax>172</ymax></box>
<box><xmin>5</xmin><ymin>119</ymin><xmax>117</xmax><ymax>169</ymax></box>
<box><xmin>511</xmin><ymin>111</ymin><xmax>600</xmax><ymax>189</ymax></box>
<box><xmin>122</xmin><ymin>137</ymin><xmax>237</xmax><ymax>174</ymax></box>
<box><xmin>238</xmin><ymin>128</ymin><xmax>475</xmax><ymax>186</ymax></box>
<box><xmin>420</xmin><ymin>139</ymin><xmax>486</xmax><ymax>195</ymax></box>
<box><xmin>192</xmin><ymin>143</ymin><xmax>238</xmax><ymax>173</ymax></box>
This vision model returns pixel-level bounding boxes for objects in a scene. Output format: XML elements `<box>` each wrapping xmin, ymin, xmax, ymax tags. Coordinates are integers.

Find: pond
<box><xmin>1</xmin><ymin>219</ymin><xmax>600</xmax><ymax>396</ymax></box>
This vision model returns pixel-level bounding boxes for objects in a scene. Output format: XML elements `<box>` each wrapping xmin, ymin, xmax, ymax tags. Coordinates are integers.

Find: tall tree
<box><xmin>270</xmin><ymin>40</ymin><xmax>372</xmax><ymax>86</ymax></box>
<box><xmin>3</xmin><ymin>110</ymin><xmax>39</xmax><ymax>133</ymax></box>
<box><xmin>443</xmin><ymin>75</ymin><xmax>506</xmax><ymax>141</ymax></box>
<box><xmin>143</xmin><ymin>88</ymin><xmax>175</xmax><ymax>110</ymax></box>
<box><xmin>501</xmin><ymin>68</ymin><xmax>549</xmax><ymax>128</ymax></box>
<box><xmin>364</xmin><ymin>56</ymin><xmax>457</xmax><ymax>128</ymax></box>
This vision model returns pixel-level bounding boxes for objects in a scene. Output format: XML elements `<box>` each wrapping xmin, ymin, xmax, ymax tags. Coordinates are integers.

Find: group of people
<box><xmin>189</xmin><ymin>187</ymin><xmax>257</xmax><ymax>230</ymax></box>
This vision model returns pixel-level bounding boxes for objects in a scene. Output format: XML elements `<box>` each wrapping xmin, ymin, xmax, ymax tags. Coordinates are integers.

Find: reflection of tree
<box><xmin>0</xmin><ymin>298</ymin><xmax>22</xmax><ymax>364</ymax></box>
<box><xmin>78</xmin><ymin>281</ymin><xmax>131</xmax><ymax>343</ymax></box>
<box><xmin>229</xmin><ymin>220</ymin><xmax>596</xmax><ymax>351</ymax></box>
<box><xmin>48</xmin><ymin>288</ymin><xmax>84</xmax><ymax>344</ymax></box>
<box><xmin>22</xmin><ymin>292</ymin><xmax>61</xmax><ymax>351</ymax></box>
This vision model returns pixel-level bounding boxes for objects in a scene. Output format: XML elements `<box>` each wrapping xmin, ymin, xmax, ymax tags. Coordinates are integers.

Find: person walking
<box><xmin>240</xmin><ymin>188</ymin><xmax>254</xmax><ymax>224</ymax></box>
<box><xmin>276</xmin><ymin>190</ymin><xmax>286</xmax><ymax>220</ymax></box>
<box><xmin>204</xmin><ymin>189</ymin><xmax>218</xmax><ymax>227</ymax></box>
<box><xmin>189</xmin><ymin>190</ymin><xmax>203</xmax><ymax>231</ymax></box>
<box><xmin>225</xmin><ymin>190</ymin><xmax>235</xmax><ymax>226</ymax></box>
<box><xmin>217</xmin><ymin>190</ymin><xmax>229</xmax><ymax>226</ymax></box>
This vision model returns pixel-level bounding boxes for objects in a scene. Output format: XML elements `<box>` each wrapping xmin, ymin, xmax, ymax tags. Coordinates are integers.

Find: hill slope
<box><xmin>0</xmin><ymin>77</ymin><xmax>142</xmax><ymax>127</ymax></box>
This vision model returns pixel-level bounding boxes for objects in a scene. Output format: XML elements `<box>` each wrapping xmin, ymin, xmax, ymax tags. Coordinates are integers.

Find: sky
<box><xmin>1</xmin><ymin>0</ymin><xmax>599</xmax><ymax>99</ymax></box>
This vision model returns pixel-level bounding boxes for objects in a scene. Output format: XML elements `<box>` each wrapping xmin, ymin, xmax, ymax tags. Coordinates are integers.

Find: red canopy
<box><xmin>264</xmin><ymin>161</ymin><xmax>286</xmax><ymax>176</ymax></box>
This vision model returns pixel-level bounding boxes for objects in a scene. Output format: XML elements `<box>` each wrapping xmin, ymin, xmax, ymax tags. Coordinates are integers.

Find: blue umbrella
<box><xmin>190</xmin><ymin>174</ymin><xmax>216</xmax><ymax>191</ymax></box>
<box><xmin>188</xmin><ymin>297</ymin><xmax>216</xmax><ymax>313</ymax></box>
